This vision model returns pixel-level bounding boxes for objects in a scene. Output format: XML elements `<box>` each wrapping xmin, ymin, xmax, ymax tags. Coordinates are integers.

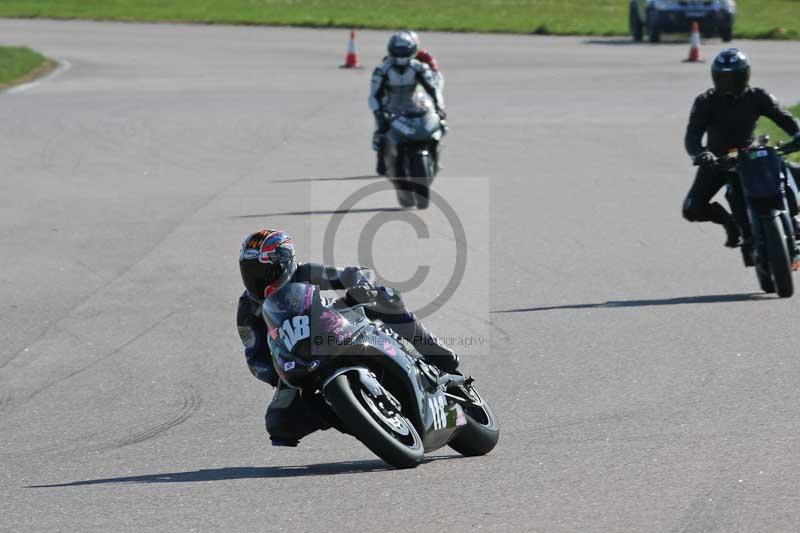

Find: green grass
<box><xmin>0</xmin><ymin>46</ymin><xmax>47</xmax><ymax>86</ymax></box>
<box><xmin>0</xmin><ymin>0</ymin><xmax>796</xmax><ymax>39</ymax></box>
<box><xmin>757</xmin><ymin>103</ymin><xmax>800</xmax><ymax>163</ymax></box>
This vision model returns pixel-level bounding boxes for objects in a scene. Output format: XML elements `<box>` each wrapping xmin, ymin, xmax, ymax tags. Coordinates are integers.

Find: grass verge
<box><xmin>757</xmin><ymin>103</ymin><xmax>800</xmax><ymax>163</ymax></box>
<box><xmin>0</xmin><ymin>46</ymin><xmax>52</xmax><ymax>89</ymax></box>
<box><xmin>0</xmin><ymin>0</ymin><xmax>797</xmax><ymax>40</ymax></box>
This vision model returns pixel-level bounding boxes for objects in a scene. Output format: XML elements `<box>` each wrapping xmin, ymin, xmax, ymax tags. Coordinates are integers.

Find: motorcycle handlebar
<box><xmin>693</xmin><ymin>142</ymin><xmax>800</xmax><ymax>168</ymax></box>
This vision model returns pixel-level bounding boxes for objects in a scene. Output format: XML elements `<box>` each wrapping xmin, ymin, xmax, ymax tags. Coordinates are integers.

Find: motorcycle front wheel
<box><xmin>756</xmin><ymin>265</ymin><xmax>776</xmax><ymax>294</ymax></box>
<box><xmin>763</xmin><ymin>216</ymin><xmax>794</xmax><ymax>298</ymax></box>
<box><xmin>409</xmin><ymin>152</ymin><xmax>433</xmax><ymax>209</ymax></box>
<box><xmin>324</xmin><ymin>372</ymin><xmax>423</xmax><ymax>469</ymax></box>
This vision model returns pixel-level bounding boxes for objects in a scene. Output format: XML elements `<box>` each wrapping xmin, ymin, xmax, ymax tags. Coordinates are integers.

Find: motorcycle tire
<box><xmin>630</xmin><ymin>3</ymin><xmax>643</xmax><ymax>42</ymax></box>
<box><xmin>647</xmin><ymin>11</ymin><xmax>661</xmax><ymax>43</ymax></box>
<box><xmin>756</xmin><ymin>266</ymin><xmax>775</xmax><ymax>294</ymax></box>
<box><xmin>393</xmin><ymin>178</ymin><xmax>416</xmax><ymax>208</ymax></box>
<box><xmin>448</xmin><ymin>384</ymin><xmax>500</xmax><ymax>457</ymax></box>
<box><xmin>409</xmin><ymin>152</ymin><xmax>432</xmax><ymax>210</ymax></box>
<box><xmin>324</xmin><ymin>372</ymin><xmax>423</xmax><ymax>469</ymax></box>
<box><xmin>720</xmin><ymin>24</ymin><xmax>733</xmax><ymax>43</ymax></box>
<box><xmin>764</xmin><ymin>216</ymin><xmax>794</xmax><ymax>298</ymax></box>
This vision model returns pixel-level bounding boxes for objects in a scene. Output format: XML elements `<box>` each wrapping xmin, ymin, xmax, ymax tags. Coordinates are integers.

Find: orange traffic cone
<box><xmin>683</xmin><ymin>21</ymin><xmax>703</xmax><ymax>63</ymax></box>
<box><xmin>340</xmin><ymin>29</ymin><xmax>362</xmax><ymax>68</ymax></box>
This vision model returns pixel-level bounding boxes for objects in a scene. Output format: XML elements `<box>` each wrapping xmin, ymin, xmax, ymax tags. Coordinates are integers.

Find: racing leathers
<box><xmin>236</xmin><ymin>262</ymin><xmax>459</xmax><ymax>446</ymax></box>
<box><xmin>369</xmin><ymin>56</ymin><xmax>445</xmax><ymax>176</ymax></box>
<box><xmin>682</xmin><ymin>87</ymin><xmax>800</xmax><ymax>246</ymax></box>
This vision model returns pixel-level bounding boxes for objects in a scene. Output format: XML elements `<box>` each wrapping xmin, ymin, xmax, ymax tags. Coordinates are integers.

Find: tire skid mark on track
<box><xmin>110</xmin><ymin>382</ymin><xmax>201</xmax><ymax>449</ymax></box>
<box><xmin>0</xmin><ymin>362</ymin><xmax>134</xmax><ymax>455</ymax></box>
<box><xmin>0</xmin><ymin>311</ymin><xmax>177</xmax><ymax>418</ymax></box>
<box><xmin>0</xmin><ymin>382</ymin><xmax>202</xmax><ymax>459</ymax></box>
<box><xmin>430</xmin><ymin>226</ymin><xmax>487</xmax><ymax>259</ymax></box>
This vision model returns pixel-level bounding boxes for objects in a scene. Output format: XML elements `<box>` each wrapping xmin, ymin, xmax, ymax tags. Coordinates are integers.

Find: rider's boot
<box><xmin>376</xmin><ymin>151</ymin><xmax>387</xmax><ymax>176</ymax></box>
<box><xmin>416</xmin><ymin>327</ymin><xmax>460</xmax><ymax>374</ymax></box>
<box><xmin>724</xmin><ymin>220</ymin><xmax>743</xmax><ymax>248</ymax></box>
<box><xmin>366</xmin><ymin>286</ymin><xmax>460</xmax><ymax>372</ymax></box>
<box><xmin>373</xmin><ymin>132</ymin><xmax>387</xmax><ymax>176</ymax></box>
<box><xmin>389</xmin><ymin>318</ymin><xmax>459</xmax><ymax>373</ymax></box>
<box><xmin>740</xmin><ymin>239</ymin><xmax>755</xmax><ymax>267</ymax></box>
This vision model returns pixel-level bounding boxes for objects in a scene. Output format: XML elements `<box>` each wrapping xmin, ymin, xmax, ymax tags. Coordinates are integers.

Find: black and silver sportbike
<box><xmin>262</xmin><ymin>282</ymin><xmax>499</xmax><ymax>469</ymax></box>
<box><xmin>705</xmin><ymin>138</ymin><xmax>800</xmax><ymax>297</ymax></box>
<box><xmin>381</xmin><ymin>97</ymin><xmax>446</xmax><ymax>210</ymax></box>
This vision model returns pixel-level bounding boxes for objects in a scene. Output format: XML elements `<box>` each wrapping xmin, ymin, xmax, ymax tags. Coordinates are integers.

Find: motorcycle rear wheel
<box><xmin>324</xmin><ymin>373</ymin><xmax>423</xmax><ymax>469</ymax></box>
<box><xmin>448</xmin><ymin>383</ymin><xmax>500</xmax><ymax>457</ymax></box>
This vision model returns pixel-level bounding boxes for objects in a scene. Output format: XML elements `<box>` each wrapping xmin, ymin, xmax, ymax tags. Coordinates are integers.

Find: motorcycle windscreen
<box><xmin>263</xmin><ymin>283</ymin><xmax>317</xmax><ymax>380</ymax></box>
<box><xmin>263</xmin><ymin>283</ymin><xmax>366</xmax><ymax>372</ymax></box>
<box><xmin>737</xmin><ymin>148</ymin><xmax>785</xmax><ymax>200</ymax></box>
<box><xmin>389</xmin><ymin>113</ymin><xmax>441</xmax><ymax>143</ymax></box>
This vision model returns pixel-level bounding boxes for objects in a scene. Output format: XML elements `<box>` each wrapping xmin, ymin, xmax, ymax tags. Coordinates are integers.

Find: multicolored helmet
<box><xmin>239</xmin><ymin>229</ymin><xmax>297</xmax><ymax>300</ymax></box>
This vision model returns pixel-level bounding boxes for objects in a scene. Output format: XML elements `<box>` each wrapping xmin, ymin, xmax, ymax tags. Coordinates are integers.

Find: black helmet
<box><xmin>712</xmin><ymin>48</ymin><xmax>750</xmax><ymax>98</ymax></box>
<box><xmin>387</xmin><ymin>31</ymin><xmax>418</xmax><ymax>66</ymax></box>
<box><xmin>239</xmin><ymin>229</ymin><xmax>297</xmax><ymax>301</ymax></box>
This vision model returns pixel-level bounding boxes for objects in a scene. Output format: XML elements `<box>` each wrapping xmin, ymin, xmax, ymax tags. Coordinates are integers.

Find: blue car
<box><xmin>630</xmin><ymin>0</ymin><xmax>735</xmax><ymax>43</ymax></box>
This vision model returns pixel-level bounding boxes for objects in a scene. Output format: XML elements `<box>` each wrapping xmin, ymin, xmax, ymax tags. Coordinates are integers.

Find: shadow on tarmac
<box><xmin>28</xmin><ymin>456</ymin><xmax>460</xmax><ymax>487</ymax></box>
<box><xmin>235</xmin><ymin>207</ymin><xmax>406</xmax><ymax>218</ymax></box>
<box><xmin>492</xmin><ymin>293</ymin><xmax>770</xmax><ymax>313</ymax></box>
<box><xmin>274</xmin><ymin>175</ymin><xmax>383</xmax><ymax>184</ymax></box>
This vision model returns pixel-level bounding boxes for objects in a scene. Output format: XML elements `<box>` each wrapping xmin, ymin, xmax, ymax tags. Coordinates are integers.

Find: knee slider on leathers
<box><xmin>682</xmin><ymin>196</ymin><xmax>703</xmax><ymax>222</ymax></box>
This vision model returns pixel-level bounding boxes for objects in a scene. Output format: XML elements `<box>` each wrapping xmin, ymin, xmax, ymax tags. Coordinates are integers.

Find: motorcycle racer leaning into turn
<box><xmin>369</xmin><ymin>30</ymin><xmax>446</xmax><ymax>178</ymax></box>
<box><xmin>236</xmin><ymin>229</ymin><xmax>459</xmax><ymax>447</ymax></box>
<box><xmin>683</xmin><ymin>48</ymin><xmax>800</xmax><ymax>257</ymax></box>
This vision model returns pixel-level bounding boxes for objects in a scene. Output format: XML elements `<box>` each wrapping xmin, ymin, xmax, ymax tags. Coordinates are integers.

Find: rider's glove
<box><xmin>373</xmin><ymin>110</ymin><xmax>389</xmax><ymax>133</ymax></box>
<box><xmin>353</xmin><ymin>268</ymin><xmax>376</xmax><ymax>289</ymax></box>
<box><xmin>416</xmin><ymin>49</ymin><xmax>439</xmax><ymax>71</ymax></box>
<box><xmin>346</xmin><ymin>286</ymin><xmax>376</xmax><ymax>306</ymax></box>
<box><xmin>340</xmin><ymin>266</ymin><xmax>376</xmax><ymax>290</ymax></box>
<box><xmin>693</xmin><ymin>151</ymin><xmax>716</xmax><ymax>167</ymax></box>
<box><xmin>372</xmin><ymin>131</ymin><xmax>384</xmax><ymax>151</ymax></box>
<box><xmin>374</xmin><ymin>286</ymin><xmax>412</xmax><ymax>321</ymax></box>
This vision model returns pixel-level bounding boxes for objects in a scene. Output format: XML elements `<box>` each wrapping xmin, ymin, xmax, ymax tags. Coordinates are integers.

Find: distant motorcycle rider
<box><xmin>236</xmin><ymin>229</ymin><xmax>459</xmax><ymax>447</ymax></box>
<box><xmin>369</xmin><ymin>30</ymin><xmax>446</xmax><ymax>177</ymax></box>
<box><xmin>683</xmin><ymin>48</ymin><xmax>800</xmax><ymax>250</ymax></box>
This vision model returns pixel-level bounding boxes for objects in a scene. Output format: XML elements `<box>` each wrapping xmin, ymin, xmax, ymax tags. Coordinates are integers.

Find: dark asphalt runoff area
<box><xmin>2</xmin><ymin>18</ymin><xmax>800</xmax><ymax>531</ymax></box>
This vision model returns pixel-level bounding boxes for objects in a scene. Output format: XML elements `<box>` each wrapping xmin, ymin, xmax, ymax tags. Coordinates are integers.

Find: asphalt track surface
<box><xmin>2</xmin><ymin>19</ymin><xmax>800</xmax><ymax>532</ymax></box>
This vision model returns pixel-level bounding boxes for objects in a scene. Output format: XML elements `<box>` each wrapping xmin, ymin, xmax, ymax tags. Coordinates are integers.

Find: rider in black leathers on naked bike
<box><xmin>683</xmin><ymin>48</ymin><xmax>800</xmax><ymax>259</ymax></box>
<box><xmin>236</xmin><ymin>229</ymin><xmax>459</xmax><ymax>447</ymax></box>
